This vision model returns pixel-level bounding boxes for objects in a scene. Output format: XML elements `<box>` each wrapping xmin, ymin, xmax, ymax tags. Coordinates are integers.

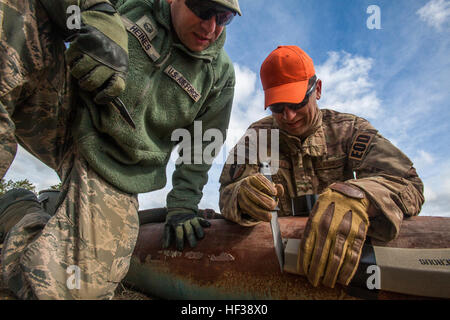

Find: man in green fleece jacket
<box><xmin>0</xmin><ymin>0</ymin><xmax>240</xmax><ymax>299</ymax></box>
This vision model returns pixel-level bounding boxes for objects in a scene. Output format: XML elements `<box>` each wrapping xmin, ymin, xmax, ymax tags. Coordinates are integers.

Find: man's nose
<box><xmin>200</xmin><ymin>15</ymin><xmax>217</xmax><ymax>33</ymax></box>
<box><xmin>283</xmin><ymin>107</ymin><xmax>297</xmax><ymax>121</ymax></box>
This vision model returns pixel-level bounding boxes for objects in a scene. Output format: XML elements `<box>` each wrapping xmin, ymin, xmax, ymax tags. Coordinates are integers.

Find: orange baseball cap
<box><xmin>260</xmin><ymin>46</ymin><xmax>315</xmax><ymax>109</ymax></box>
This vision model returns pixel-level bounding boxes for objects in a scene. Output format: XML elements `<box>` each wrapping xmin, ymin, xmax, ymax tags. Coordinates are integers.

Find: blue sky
<box><xmin>5</xmin><ymin>0</ymin><xmax>450</xmax><ymax>216</ymax></box>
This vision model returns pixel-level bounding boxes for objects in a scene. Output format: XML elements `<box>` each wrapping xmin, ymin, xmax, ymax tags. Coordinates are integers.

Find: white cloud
<box><xmin>138</xmin><ymin>149</ymin><xmax>177</xmax><ymax>210</ymax></box>
<box><xmin>418</xmin><ymin>159</ymin><xmax>450</xmax><ymax>217</ymax></box>
<box><xmin>4</xmin><ymin>146</ymin><xmax>60</xmax><ymax>191</ymax></box>
<box><xmin>224</xmin><ymin>65</ymin><xmax>267</xmax><ymax>146</ymax></box>
<box><xmin>421</xmin><ymin>186</ymin><xmax>450</xmax><ymax>217</ymax></box>
<box><xmin>316</xmin><ymin>51</ymin><xmax>381</xmax><ymax>119</ymax></box>
<box><xmin>232</xmin><ymin>64</ymin><xmax>257</xmax><ymax>107</ymax></box>
<box><xmin>412</xmin><ymin>150</ymin><xmax>435</xmax><ymax>174</ymax></box>
<box><xmin>423</xmin><ymin>184</ymin><xmax>437</xmax><ymax>202</ymax></box>
<box><xmin>417</xmin><ymin>0</ymin><xmax>450</xmax><ymax>31</ymax></box>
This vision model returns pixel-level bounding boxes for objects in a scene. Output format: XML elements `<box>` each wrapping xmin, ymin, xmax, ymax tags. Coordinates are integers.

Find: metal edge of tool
<box><xmin>260</xmin><ymin>162</ymin><xmax>285</xmax><ymax>272</ymax></box>
<box><xmin>373</xmin><ymin>246</ymin><xmax>450</xmax><ymax>299</ymax></box>
<box><xmin>283</xmin><ymin>238</ymin><xmax>450</xmax><ymax>299</ymax></box>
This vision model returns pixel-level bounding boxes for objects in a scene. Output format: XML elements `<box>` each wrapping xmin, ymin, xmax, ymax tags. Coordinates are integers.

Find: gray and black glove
<box><xmin>41</xmin><ymin>0</ymin><xmax>129</xmax><ymax>103</ymax></box>
<box><xmin>65</xmin><ymin>2</ymin><xmax>128</xmax><ymax>104</ymax></box>
<box><xmin>162</xmin><ymin>208</ymin><xmax>211</xmax><ymax>251</ymax></box>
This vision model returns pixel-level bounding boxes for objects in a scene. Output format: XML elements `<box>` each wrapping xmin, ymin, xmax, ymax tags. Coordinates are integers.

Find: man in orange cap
<box><xmin>219</xmin><ymin>46</ymin><xmax>424</xmax><ymax>288</ymax></box>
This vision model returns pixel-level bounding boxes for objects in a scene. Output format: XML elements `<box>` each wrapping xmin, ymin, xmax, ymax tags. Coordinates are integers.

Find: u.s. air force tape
<box><xmin>349</xmin><ymin>133</ymin><xmax>375</xmax><ymax>161</ymax></box>
<box><xmin>122</xmin><ymin>16</ymin><xmax>160</xmax><ymax>62</ymax></box>
<box><xmin>164</xmin><ymin>65</ymin><xmax>202</xmax><ymax>102</ymax></box>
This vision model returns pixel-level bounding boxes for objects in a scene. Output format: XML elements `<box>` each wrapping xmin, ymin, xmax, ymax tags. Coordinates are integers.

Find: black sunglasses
<box><xmin>269</xmin><ymin>78</ymin><xmax>318</xmax><ymax>114</ymax></box>
<box><xmin>185</xmin><ymin>0</ymin><xmax>236</xmax><ymax>26</ymax></box>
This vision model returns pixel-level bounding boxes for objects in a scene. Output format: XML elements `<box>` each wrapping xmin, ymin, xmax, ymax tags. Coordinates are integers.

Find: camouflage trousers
<box><xmin>0</xmin><ymin>0</ymin><xmax>139</xmax><ymax>299</ymax></box>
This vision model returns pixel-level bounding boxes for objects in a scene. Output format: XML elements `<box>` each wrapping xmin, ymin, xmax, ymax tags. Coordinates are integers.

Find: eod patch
<box><xmin>349</xmin><ymin>133</ymin><xmax>375</xmax><ymax>161</ymax></box>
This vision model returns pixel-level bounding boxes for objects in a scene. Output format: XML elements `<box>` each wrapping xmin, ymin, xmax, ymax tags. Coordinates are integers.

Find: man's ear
<box><xmin>166</xmin><ymin>0</ymin><xmax>173</xmax><ymax>4</ymax></box>
<box><xmin>315</xmin><ymin>79</ymin><xmax>322</xmax><ymax>100</ymax></box>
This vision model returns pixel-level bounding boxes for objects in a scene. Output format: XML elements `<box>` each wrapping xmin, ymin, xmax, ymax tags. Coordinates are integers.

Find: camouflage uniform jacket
<box><xmin>74</xmin><ymin>0</ymin><xmax>235</xmax><ymax>212</ymax></box>
<box><xmin>219</xmin><ymin>109</ymin><xmax>424</xmax><ymax>241</ymax></box>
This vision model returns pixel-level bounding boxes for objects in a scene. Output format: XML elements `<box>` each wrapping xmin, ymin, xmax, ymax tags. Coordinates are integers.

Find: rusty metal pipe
<box><xmin>138</xmin><ymin>208</ymin><xmax>224</xmax><ymax>225</ymax></box>
<box><xmin>125</xmin><ymin>215</ymin><xmax>450</xmax><ymax>300</ymax></box>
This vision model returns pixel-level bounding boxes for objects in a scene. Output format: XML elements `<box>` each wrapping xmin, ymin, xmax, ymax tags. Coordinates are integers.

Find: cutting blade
<box><xmin>270</xmin><ymin>209</ymin><xmax>284</xmax><ymax>272</ymax></box>
<box><xmin>260</xmin><ymin>162</ymin><xmax>284</xmax><ymax>272</ymax></box>
<box><xmin>109</xmin><ymin>97</ymin><xmax>136</xmax><ymax>129</ymax></box>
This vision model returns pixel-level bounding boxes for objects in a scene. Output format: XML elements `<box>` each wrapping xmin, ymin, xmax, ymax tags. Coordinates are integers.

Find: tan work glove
<box><xmin>237</xmin><ymin>173</ymin><xmax>284</xmax><ymax>222</ymax></box>
<box><xmin>297</xmin><ymin>182</ymin><xmax>370</xmax><ymax>288</ymax></box>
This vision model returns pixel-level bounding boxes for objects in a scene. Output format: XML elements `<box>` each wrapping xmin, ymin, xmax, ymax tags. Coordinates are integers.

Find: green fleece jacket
<box><xmin>73</xmin><ymin>0</ymin><xmax>235</xmax><ymax>211</ymax></box>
